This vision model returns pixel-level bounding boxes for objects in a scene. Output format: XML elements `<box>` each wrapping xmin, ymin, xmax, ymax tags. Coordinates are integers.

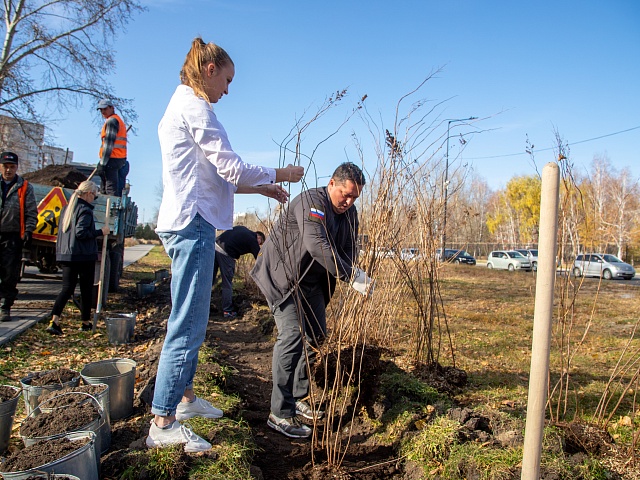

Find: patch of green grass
<box><xmin>441</xmin><ymin>443</ymin><xmax>521</xmax><ymax>480</ymax></box>
<box><xmin>0</xmin><ymin>342</ymin><xmax>32</xmax><ymax>381</ymax></box>
<box><xmin>189</xmin><ymin>418</ymin><xmax>255</xmax><ymax>480</ymax></box>
<box><xmin>375</xmin><ymin>409</ymin><xmax>420</xmax><ymax>445</ymax></box>
<box><xmin>401</xmin><ymin>415</ymin><xmax>460</xmax><ymax>466</ymax></box>
<box><xmin>379</xmin><ymin>370</ymin><xmax>445</xmax><ymax>405</ymax></box>
<box><xmin>126</xmin><ymin>444</ymin><xmax>191</xmax><ymax>480</ymax></box>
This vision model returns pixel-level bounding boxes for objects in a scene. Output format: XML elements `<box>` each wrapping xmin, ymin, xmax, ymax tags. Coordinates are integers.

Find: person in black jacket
<box><xmin>251</xmin><ymin>162</ymin><xmax>374</xmax><ymax>438</ymax></box>
<box><xmin>0</xmin><ymin>152</ymin><xmax>37</xmax><ymax>322</ymax></box>
<box><xmin>213</xmin><ymin>226</ymin><xmax>265</xmax><ymax>318</ymax></box>
<box><xmin>46</xmin><ymin>181</ymin><xmax>109</xmax><ymax>335</ymax></box>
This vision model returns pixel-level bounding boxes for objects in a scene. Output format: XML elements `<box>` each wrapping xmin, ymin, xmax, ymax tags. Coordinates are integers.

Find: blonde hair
<box><xmin>180</xmin><ymin>37</ymin><xmax>233</xmax><ymax>103</ymax></box>
<box><xmin>61</xmin><ymin>180</ymin><xmax>99</xmax><ymax>233</ymax></box>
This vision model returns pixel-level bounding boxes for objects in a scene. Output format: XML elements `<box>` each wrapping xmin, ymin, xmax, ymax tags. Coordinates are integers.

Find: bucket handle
<box><xmin>36</xmin><ymin>391</ymin><xmax>104</xmax><ymax>418</ymax></box>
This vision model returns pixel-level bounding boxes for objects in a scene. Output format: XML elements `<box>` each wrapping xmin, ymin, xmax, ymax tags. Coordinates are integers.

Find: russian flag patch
<box><xmin>309</xmin><ymin>207</ymin><xmax>325</xmax><ymax>221</ymax></box>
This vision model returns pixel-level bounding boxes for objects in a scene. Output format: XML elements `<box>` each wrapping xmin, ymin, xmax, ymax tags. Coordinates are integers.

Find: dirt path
<box><xmin>206</xmin><ymin>301</ymin><xmax>314</xmax><ymax>479</ymax></box>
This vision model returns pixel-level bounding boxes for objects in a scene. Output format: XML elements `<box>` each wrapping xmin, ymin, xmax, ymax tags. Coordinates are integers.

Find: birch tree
<box><xmin>0</xmin><ymin>0</ymin><xmax>144</xmax><ymax>125</ymax></box>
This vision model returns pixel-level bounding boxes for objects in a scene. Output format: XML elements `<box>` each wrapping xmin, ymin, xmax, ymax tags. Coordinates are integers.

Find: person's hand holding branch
<box><xmin>275</xmin><ymin>164</ymin><xmax>304</xmax><ymax>183</ymax></box>
<box><xmin>255</xmin><ymin>184</ymin><xmax>290</xmax><ymax>204</ymax></box>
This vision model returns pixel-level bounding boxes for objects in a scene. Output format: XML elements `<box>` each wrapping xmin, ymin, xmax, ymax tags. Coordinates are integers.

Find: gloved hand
<box><xmin>94</xmin><ymin>163</ymin><xmax>105</xmax><ymax>176</ymax></box>
<box><xmin>22</xmin><ymin>231</ymin><xmax>32</xmax><ymax>247</ymax></box>
<box><xmin>350</xmin><ymin>267</ymin><xmax>375</xmax><ymax>297</ymax></box>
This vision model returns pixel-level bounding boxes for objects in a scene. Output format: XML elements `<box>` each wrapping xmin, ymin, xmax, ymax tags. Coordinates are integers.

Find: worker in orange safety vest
<box><xmin>0</xmin><ymin>151</ymin><xmax>37</xmax><ymax>322</ymax></box>
<box><xmin>96</xmin><ymin>98</ymin><xmax>128</xmax><ymax>196</ymax></box>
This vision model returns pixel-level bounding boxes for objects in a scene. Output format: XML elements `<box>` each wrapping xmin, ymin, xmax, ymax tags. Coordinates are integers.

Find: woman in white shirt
<box><xmin>147</xmin><ymin>37</ymin><xmax>303</xmax><ymax>452</ymax></box>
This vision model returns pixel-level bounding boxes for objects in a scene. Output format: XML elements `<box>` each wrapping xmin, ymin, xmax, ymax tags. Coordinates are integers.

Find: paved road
<box><xmin>0</xmin><ymin>244</ymin><xmax>156</xmax><ymax>346</ymax></box>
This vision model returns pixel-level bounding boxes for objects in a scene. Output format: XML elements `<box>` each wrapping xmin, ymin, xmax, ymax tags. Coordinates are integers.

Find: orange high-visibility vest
<box><xmin>17</xmin><ymin>180</ymin><xmax>28</xmax><ymax>238</ymax></box>
<box><xmin>99</xmin><ymin>113</ymin><xmax>127</xmax><ymax>159</ymax></box>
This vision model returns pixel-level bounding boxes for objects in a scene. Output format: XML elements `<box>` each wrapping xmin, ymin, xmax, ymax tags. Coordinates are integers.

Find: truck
<box><xmin>23</xmin><ymin>163</ymin><xmax>138</xmax><ymax>296</ymax></box>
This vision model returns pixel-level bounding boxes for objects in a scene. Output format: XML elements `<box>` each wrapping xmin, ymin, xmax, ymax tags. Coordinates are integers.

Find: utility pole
<box><xmin>441</xmin><ymin>116</ymin><xmax>476</xmax><ymax>258</ymax></box>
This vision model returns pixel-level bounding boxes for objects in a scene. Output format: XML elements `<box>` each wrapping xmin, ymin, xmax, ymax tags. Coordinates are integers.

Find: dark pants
<box><xmin>51</xmin><ymin>261</ymin><xmax>96</xmax><ymax>321</ymax></box>
<box><xmin>213</xmin><ymin>248</ymin><xmax>236</xmax><ymax>312</ymax></box>
<box><xmin>271</xmin><ymin>283</ymin><xmax>326</xmax><ymax>418</ymax></box>
<box><xmin>118</xmin><ymin>160</ymin><xmax>130</xmax><ymax>195</ymax></box>
<box><xmin>0</xmin><ymin>233</ymin><xmax>23</xmax><ymax>311</ymax></box>
<box><xmin>100</xmin><ymin>157</ymin><xmax>126</xmax><ymax>196</ymax></box>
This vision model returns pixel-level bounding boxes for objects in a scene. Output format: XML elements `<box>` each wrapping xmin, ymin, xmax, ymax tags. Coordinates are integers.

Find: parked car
<box><xmin>436</xmin><ymin>248</ymin><xmax>476</xmax><ymax>265</ymax></box>
<box><xmin>515</xmin><ymin>249</ymin><xmax>539</xmax><ymax>270</ymax></box>
<box><xmin>573</xmin><ymin>253</ymin><xmax>636</xmax><ymax>280</ymax></box>
<box><xmin>400</xmin><ymin>248</ymin><xmax>421</xmax><ymax>261</ymax></box>
<box><xmin>486</xmin><ymin>250</ymin><xmax>532</xmax><ymax>272</ymax></box>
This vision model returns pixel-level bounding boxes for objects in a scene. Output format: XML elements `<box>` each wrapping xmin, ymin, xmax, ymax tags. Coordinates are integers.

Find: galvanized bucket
<box><xmin>136</xmin><ymin>280</ymin><xmax>155</xmax><ymax>297</ymax></box>
<box><xmin>0</xmin><ymin>431</ymin><xmax>98</xmax><ymax>480</ymax></box>
<box><xmin>38</xmin><ymin>389</ymin><xmax>111</xmax><ymax>455</ymax></box>
<box><xmin>0</xmin><ymin>385</ymin><xmax>21</xmax><ymax>454</ymax></box>
<box><xmin>21</xmin><ymin>392</ymin><xmax>108</xmax><ymax>456</ymax></box>
<box><xmin>1</xmin><ymin>475</ymin><xmax>80</xmax><ymax>480</ymax></box>
<box><xmin>20</xmin><ymin>370</ymin><xmax>80</xmax><ymax>416</ymax></box>
<box><xmin>154</xmin><ymin>268</ymin><xmax>169</xmax><ymax>282</ymax></box>
<box><xmin>105</xmin><ymin>312</ymin><xmax>136</xmax><ymax>345</ymax></box>
<box><xmin>81</xmin><ymin>358</ymin><xmax>137</xmax><ymax>420</ymax></box>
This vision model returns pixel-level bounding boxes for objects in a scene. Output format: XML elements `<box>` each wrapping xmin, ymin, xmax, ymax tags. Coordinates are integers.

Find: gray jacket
<box><xmin>250</xmin><ymin>186</ymin><xmax>358</xmax><ymax>310</ymax></box>
<box><xmin>0</xmin><ymin>175</ymin><xmax>37</xmax><ymax>235</ymax></box>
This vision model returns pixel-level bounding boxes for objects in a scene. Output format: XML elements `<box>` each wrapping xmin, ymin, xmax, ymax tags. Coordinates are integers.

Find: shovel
<box><xmin>93</xmin><ymin>197</ymin><xmax>112</xmax><ymax>332</ymax></box>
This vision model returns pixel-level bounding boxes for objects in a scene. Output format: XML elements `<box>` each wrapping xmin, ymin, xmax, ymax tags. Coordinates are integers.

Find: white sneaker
<box><xmin>175</xmin><ymin>396</ymin><xmax>224</xmax><ymax>421</ymax></box>
<box><xmin>146</xmin><ymin>420</ymin><xmax>212</xmax><ymax>453</ymax></box>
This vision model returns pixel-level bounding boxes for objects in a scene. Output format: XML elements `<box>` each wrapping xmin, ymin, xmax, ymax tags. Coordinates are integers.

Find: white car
<box><xmin>515</xmin><ymin>249</ymin><xmax>538</xmax><ymax>271</ymax></box>
<box><xmin>400</xmin><ymin>248</ymin><xmax>421</xmax><ymax>261</ymax></box>
<box><xmin>487</xmin><ymin>250</ymin><xmax>532</xmax><ymax>272</ymax></box>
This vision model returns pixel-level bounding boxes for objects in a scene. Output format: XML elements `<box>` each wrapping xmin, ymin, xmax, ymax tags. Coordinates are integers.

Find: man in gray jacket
<box><xmin>251</xmin><ymin>162</ymin><xmax>371</xmax><ymax>438</ymax></box>
<box><xmin>0</xmin><ymin>152</ymin><xmax>37</xmax><ymax>321</ymax></box>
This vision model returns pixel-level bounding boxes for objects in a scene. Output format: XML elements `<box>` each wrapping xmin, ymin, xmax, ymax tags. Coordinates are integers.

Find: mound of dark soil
<box><xmin>1</xmin><ymin>437</ymin><xmax>90</xmax><ymax>473</ymax></box>
<box><xmin>26</xmin><ymin>368</ymin><xmax>79</xmax><ymax>387</ymax></box>
<box><xmin>556</xmin><ymin>421</ymin><xmax>615</xmax><ymax>456</ymax></box>
<box><xmin>0</xmin><ymin>385</ymin><xmax>20</xmax><ymax>402</ymax></box>
<box><xmin>22</xmin><ymin>164</ymin><xmax>88</xmax><ymax>189</ymax></box>
<box><xmin>38</xmin><ymin>384</ymin><xmax>107</xmax><ymax>408</ymax></box>
<box><xmin>20</xmin><ymin>402</ymin><xmax>100</xmax><ymax>438</ymax></box>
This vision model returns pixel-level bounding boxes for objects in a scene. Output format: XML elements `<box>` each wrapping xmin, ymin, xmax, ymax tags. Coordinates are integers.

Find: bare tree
<box><xmin>0</xmin><ymin>0</ymin><xmax>144</xmax><ymax>126</ymax></box>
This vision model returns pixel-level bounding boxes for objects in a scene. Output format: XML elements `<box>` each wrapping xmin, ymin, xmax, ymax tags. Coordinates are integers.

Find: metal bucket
<box><xmin>155</xmin><ymin>268</ymin><xmax>169</xmax><ymax>282</ymax></box>
<box><xmin>136</xmin><ymin>280</ymin><xmax>155</xmax><ymax>297</ymax></box>
<box><xmin>38</xmin><ymin>389</ymin><xmax>111</xmax><ymax>455</ymax></box>
<box><xmin>0</xmin><ymin>431</ymin><xmax>98</xmax><ymax>480</ymax></box>
<box><xmin>20</xmin><ymin>370</ymin><xmax>80</xmax><ymax>416</ymax></box>
<box><xmin>81</xmin><ymin>358</ymin><xmax>137</xmax><ymax>420</ymax></box>
<box><xmin>0</xmin><ymin>385</ymin><xmax>21</xmax><ymax>454</ymax></box>
<box><xmin>105</xmin><ymin>312</ymin><xmax>136</xmax><ymax>345</ymax></box>
<box><xmin>1</xmin><ymin>475</ymin><xmax>80</xmax><ymax>480</ymax></box>
<box><xmin>21</xmin><ymin>392</ymin><xmax>107</xmax><ymax>457</ymax></box>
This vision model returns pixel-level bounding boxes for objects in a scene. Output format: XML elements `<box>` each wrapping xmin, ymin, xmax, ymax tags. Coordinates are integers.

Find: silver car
<box><xmin>573</xmin><ymin>253</ymin><xmax>636</xmax><ymax>280</ymax></box>
<box><xmin>487</xmin><ymin>250</ymin><xmax>532</xmax><ymax>272</ymax></box>
<box><xmin>515</xmin><ymin>249</ymin><xmax>539</xmax><ymax>271</ymax></box>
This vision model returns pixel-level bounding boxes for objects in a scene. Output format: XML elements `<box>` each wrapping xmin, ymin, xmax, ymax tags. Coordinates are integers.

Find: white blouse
<box><xmin>156</xmin><ymin>85</ymin><xmax>275</xmax><ymax>232</ymax></box>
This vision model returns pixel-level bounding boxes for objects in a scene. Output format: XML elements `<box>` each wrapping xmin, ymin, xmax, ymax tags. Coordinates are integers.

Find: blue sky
<box><xmin>50</xmin><ymin>1</ymin><xmax>640</xmax><ymax>224</ymax></box>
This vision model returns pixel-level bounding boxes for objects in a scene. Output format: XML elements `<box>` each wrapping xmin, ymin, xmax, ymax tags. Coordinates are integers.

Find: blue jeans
<box><xmin>151</xmin><ymin>213</ymin><xmax>216</xmax><ymax>417</ymax></box>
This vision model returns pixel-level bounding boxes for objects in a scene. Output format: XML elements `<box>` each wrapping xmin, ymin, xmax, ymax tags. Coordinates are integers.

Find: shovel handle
<box><xmin>93</xmin><ymin>198</ymin><xmax>112</xmax><ymax>332</ymax></box>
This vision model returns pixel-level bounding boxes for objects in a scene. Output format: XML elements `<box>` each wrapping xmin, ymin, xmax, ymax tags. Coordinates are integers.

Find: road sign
<box><xmin>33</xmin><ymin>187</ymin><xmax>68</xmax><ymax>241</ymax></box>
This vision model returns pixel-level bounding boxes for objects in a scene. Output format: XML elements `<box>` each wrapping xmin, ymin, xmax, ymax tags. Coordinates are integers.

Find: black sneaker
<box><xmin>79</xmin><ymin>322</ymin><xmax>92</xmax><ymax>332</ymax></box>
<box><xmin>46</xmin><ymin>322</ymin><xmax>63</xmax><ymax>335</ymax></box>
<box><xmin>0</xmin><ymin>310</ymin><xmax>11</xmax><ymax>322</ymax></box>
